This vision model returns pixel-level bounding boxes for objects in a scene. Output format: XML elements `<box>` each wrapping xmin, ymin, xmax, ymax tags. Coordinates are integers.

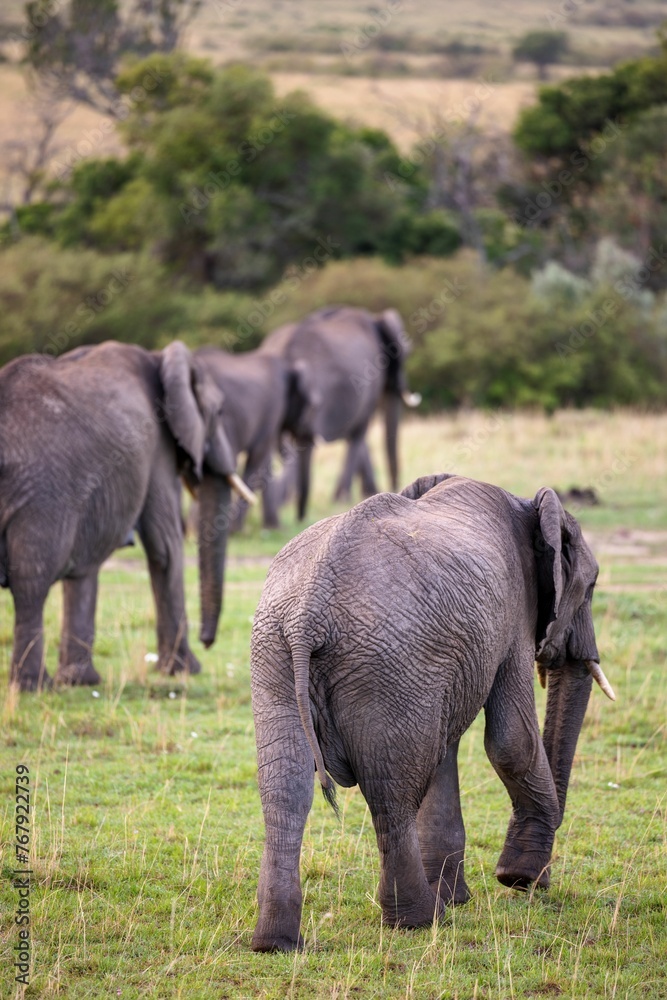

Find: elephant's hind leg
<box><xmin>55</xmin><ymin>573</ymin><xmax>101</xmax><ymax>686</ymax></box>
<box><xmin>416</xmin><ymin>740</ymin><xmax>471</xmax><ymax>905</ymax></box>
<box><xmin>362</xmin><ymin>780</ymin><xmax>445</xmax><ymax>929</ymax></box>
<box><xmin>251</xmin><ymin>665</ymin><xmax>314</xmax><ymax>952</ymax></box>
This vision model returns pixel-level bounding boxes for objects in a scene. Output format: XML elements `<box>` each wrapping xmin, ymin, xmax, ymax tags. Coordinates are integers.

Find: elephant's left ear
<box><xmin>160</xmin><ymin>341</ymin><xmax>206</xmax><ymax>480</ymax></box>
<box><xmin>535</xmin><ymin>487</ymin><xmax>565</xmax><ymax>618</ymax></box>
<box><xmin>376</xmin><ymin>309</ymin><xmax>410</xmax><ymax>359</ymax></box>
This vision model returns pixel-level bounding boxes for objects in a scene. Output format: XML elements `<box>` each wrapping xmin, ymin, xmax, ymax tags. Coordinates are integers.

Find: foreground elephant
<box><xmin>260</xmin><ymin>307</ymin><xmax>420</xmax><ymax>520</ymax></box>
<box><xmin>0</xmin><ymin>340</ymin><xmax>248</xmax><ymax>691</ymax></box>
<box><xmin>193</xmin><ymin>346</ymin><xmax>316</xmax><ymax>531</ymax></box>
<box><xmin>250</xmin><ymin>473</ymin><xmax>614</xmax><ymax>951</ymax></box>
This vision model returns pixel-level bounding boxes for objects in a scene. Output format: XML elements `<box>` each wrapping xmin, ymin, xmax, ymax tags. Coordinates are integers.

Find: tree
<box><xmin>18</xmin><ymin>58</ymin><xmax>442</xmax><ymax>289</ymax></box>
<box><xmin>23</xmin><ymin>0</ymin><xmax>203</xmax><ymax>115</ymax></box>
<box><xmin>512</xmin><ymin>30</ymin><xmax>568</xmax><ymax>80</ymax></box>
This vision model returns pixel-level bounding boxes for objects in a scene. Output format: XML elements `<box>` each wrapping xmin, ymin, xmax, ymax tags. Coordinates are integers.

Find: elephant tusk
<box><xmin>585</xmin><ymin>660</ymin><xmax>616</xmax><ymax>701</ymax></box>
<box><xmin>402</xmin><ymin>391</ymin><xmax>422</xmax><ymax>408</ymax></box>
<box><xmin>227</xmin><ymin>473</ymin><xmax>257</xmax><ymax>506</ymax></box>
<box><xmin>536</xmin><ymin>662</ymin><xmax>547</xmax><ymax>689</ymax></box>
<box><xmin>314</xmin><ymin>434</ymin><xmax>326</xmax><ymax>447</ymax></box>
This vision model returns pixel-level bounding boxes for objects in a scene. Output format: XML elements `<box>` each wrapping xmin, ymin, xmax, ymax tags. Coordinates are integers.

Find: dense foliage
<box><xmin>3</xmin><ymin>37</ymin><xmax>667</xmax><ymax>409</ymax></box>
<box><xmin>9</xmin><ymin>56</ymin><xmax>462</xmax><ymax>289</ymax></box>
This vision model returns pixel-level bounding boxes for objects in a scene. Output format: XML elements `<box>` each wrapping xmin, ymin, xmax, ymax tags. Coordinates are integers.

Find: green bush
<box><xmin>0</xmin><ymin>238</ymin><xmax>258</xmax><ymax>366</ymax></box>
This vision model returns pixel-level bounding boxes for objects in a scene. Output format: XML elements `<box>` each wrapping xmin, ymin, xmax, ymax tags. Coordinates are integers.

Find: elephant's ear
<box><xmin>191</xmin><ymin>358</ymin><xmax>237</xmax><ymax>476</ymax></box>
<box><xmin>534</xmin><ymin>487</ymin><xmax>588</xmax><ymax>658</ymax></box>
<box><xmin>376</xmin><ymin>309</ymin><xmax>410</xmax><ymax>358</ymax></box>
<box><xmin>400</xmin><ymin>473</ymin><xmax>458</xmax><ymax>499</ymax></box>
<box><xmin>160</xmin><ymin>341</ymin><xmax>206</xmax><ymax>480</ymax></box>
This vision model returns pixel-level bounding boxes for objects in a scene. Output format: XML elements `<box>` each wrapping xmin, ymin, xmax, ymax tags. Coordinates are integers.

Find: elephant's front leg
<box><xmin>55</xmin><ymin>573</ymin><xmax>101</xmax><ymax>685</ymax></box>
<box><xmin>484</xmin><ymin>655</ymin><xmax>560</xmax><ymax>890</ymax></box>
<box><xmin>138</xmin><ymin>481</ymin><xmax>201</xmax><ymax>676</ymax></box>
<box><xmin>416</xmin><ymin>740</ymin><xmax>471</xmax><ymax>905</ymax></box>
<box><xmin>251</xmin><ymin>676</ymin><xmax>314</xmax><ymax>952</ymax></box>
<box><xmin>10</xmin><ymin>583</ymin><xmax>51</xmax><ymax>691</ymax></box>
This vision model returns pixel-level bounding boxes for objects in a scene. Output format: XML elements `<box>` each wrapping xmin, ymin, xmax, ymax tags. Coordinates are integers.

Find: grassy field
<box><xmin>0</xmin><ymin>410</ymin><xmax>666</xmax><ymax>998</ymax></box>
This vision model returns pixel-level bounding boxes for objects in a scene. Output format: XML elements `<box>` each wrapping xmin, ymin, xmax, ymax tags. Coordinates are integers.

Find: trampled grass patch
<box><xmin>1</xmin><ymin>411</ymin><xmax>665</xmax><ymax>998</ymax></box>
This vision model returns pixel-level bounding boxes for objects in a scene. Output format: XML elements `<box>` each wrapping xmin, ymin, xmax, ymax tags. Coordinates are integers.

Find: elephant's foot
<box><xmin>10</xmin><ymin>670</ymin><xmax>53</xmax><ymax>693</ymax></box>
<box><xmin>380</xmin><ymin>884</ymin><xmax>446</xmax><ymax>929</ymax></box>
<box><xmin>252</xmin><ymin>898</ymin><xmax>303</xmax><ymax>953</ymax></box>
<box><xmin>495</xmin><ymin>845</ymin><xmax>551</xmax><ymax>891</ymax></box>
<box><xmin>333</xmin><ymin>485</ymin><xmax>351</xmax><ymax>503</ymax></box>
<box><xmin>427</xmin><ymin>865</ymin><xmax>471</xmax><ymax>906</ymax></box>
<box><xmin>252</xmin><ymin>930</ymin><xmax>304</xmax><ymax>953</ymax></box>
<box><xmin>55</xmin><ymin>661</ymin><xmax>101</xmax><ymax>686</ymax></box>
<box><xmin>156</xmin><ymin>648</ymin><xmax>201</xmax><ymax>676</ymax></box>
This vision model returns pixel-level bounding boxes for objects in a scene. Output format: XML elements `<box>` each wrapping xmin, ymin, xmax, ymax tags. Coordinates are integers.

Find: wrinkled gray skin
<box><xmin>0</xmin><ymin>340</ymin><xmax>237</xmax><ymax>691</ymax></box>
<box><xmin>193</xmin><ymin>347</ymin><xmax>314</xmax><ymax>531</ymax></box>
<box><xmin>250</xmin><ymin>473</ymin><xmax>602</xmax><ymax>951</ymax></box>
<box><xmin>260</xmin><ymin>306</ymin><xmax>418</xmax><ymax>520</ymax></box>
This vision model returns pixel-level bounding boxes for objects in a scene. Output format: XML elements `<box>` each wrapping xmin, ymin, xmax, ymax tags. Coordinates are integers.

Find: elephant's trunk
<box><xmin>384</xmin><ymin>392</ymin><xmax>401</xmax><ymax>492</ymax></box>
<box><xmin>296</xmin><ymin>440</ymin><xmax>314</xmax><ymax>522</ymax></box>
<box><xmin>198</xmin><ymin>472</ymin><xmax>231</xmax><ymax>648</ymax></box>
<box><xmin>541</xmin><ymin>661</ymin><xmax>593</xmax><ymax>824</ymax></box>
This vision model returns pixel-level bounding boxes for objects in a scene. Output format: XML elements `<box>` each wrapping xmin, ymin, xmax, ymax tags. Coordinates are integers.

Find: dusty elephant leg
<box><xmin>355</xmin><ymin>440</ymin><xmax>379</xmax><ymax>498</ymax></box>
<box><xmin>484</xmin><ymin>658</ymin><xmax>560</xmax><ymax>891</ymax></box>
<box><xmin>334</xmin><ymin>436</ymin><xmax>373</xmax><ymax>502</ymax></box>
<box><xmin>251</xmin><ymin>691</ymin><xmax>314</xmax><ymax>952</ymax></box>
<box><xmin>416</xmin><ymin>741</ymin><xmax>470</xmax><ymax>905</ymax></box>
<box><xmin>10</xmin><ymin>584</ymin><xmax>51</xmax><ymax>692</ymax></box>
<box><xmin>138</xmin><ymin>479</ymin><xmax>201</xmax><ymax>676</ymax></box>
<box><xmin>363</xmin><ymin>783</ymin><xmax>444</xmax><ymax>929</ymax></box>
<box><xmin>55</xmin><ymin>573</ymin><xmax>101</xmax><ymax>686</ymax></box>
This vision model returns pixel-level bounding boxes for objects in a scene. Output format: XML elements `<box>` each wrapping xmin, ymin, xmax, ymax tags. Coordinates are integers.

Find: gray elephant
<box><xmin>192</xmin><ymin>346</ymin><xmax>316</xmax><ymax>531</ymax></box>
<box><xmin>260</xmin><ymin>307</ymin><xmax>420</xmax><ymax>520</ymax></box>
<box><xmin>0</xmin><ymin>340</ymin><xmax>249</xmax><ymax>691</ymax></box>
<box><xmin>250</xmin><ymin>473</ymin><xmax>614</xmax><ymax>951</ymax></box>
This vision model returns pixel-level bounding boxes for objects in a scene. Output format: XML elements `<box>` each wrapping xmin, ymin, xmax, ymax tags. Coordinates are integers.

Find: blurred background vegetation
<box><xmin>1</xmin><ymin>0</ymin><xmax>667</xmax><ymax>409</ymax></box>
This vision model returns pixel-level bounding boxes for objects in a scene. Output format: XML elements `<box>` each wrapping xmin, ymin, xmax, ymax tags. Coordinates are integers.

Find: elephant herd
<box><xmin>0</xmin><ymin>305</ymin><xmax>418</xmax><ymax>691</ymax></box>
<box><xmin>0</xmin><ymin>304</ymin><xmax>616</xmax><ymax>951</ymax></box>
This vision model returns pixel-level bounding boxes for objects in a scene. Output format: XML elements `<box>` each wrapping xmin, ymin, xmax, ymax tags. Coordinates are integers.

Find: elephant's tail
<box><xmin>291</xmin><ymin>642</ymin><xmax>339</xmax><ymax>817</ymax></box>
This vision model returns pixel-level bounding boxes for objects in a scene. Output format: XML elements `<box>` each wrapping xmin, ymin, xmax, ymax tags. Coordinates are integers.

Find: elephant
<box><xmin>192</xmin><ymin>346</ymin><xmax>316</xmax><ymax>531</ymax></box>
<box><xmin>0</xmin><ymin>339</ymin><xmax>251</xmax><ymax>691</ymax></box>
<box><xmin>259</xmin><ymin>306</ymin><xmax>421</xmax><ymax>521</ymax></box>
<box><xmin>249</xmin><ymin>472</ymin><xmax>615</xmax><ymax>951</ymax></box>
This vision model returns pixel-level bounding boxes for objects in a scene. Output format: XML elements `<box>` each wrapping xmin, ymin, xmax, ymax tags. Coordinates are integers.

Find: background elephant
<box><xmin>260</xmin><ymin>306</ymin><xmax>420</xmax><ymax>521</ymax></box>
<box><xmin>249</xmin><ymin>472</ymin><xmax>614</xmax><ymax>951</ymax></box>
<box><xmin>0</xmin><ymin>340</ymin><xmax>246</xmax><ymax>691</ymax></box>
<box><xmin>192</xmin><ymin>346</ymin><xmax>316</xmax><ymax>532</ymax></box>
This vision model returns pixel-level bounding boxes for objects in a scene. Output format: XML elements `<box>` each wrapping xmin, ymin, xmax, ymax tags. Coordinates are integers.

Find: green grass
<box><xmin>1</xmin><ymin>410</ymin><xmax>666</xmax><ymax>998</ymax></box>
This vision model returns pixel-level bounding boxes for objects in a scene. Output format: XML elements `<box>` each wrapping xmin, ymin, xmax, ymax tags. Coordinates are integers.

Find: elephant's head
<box><xmin>533</xmin><ymin>487</ymin><xmax>614</xmax><ymax>820</ymax></box>
<box><xmin>160</xmin><ymin>341</ymin><xmax>254</xmax><ymax>649</ymax></box>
